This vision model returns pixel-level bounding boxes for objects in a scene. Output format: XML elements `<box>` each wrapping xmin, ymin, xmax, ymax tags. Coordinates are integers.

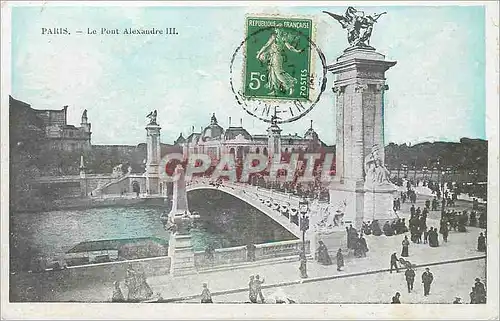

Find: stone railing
<box><xmin>194</xmin><ymin>246</ymin><xmax>247</xmax><ymax>268</ymax></box>
<box><xmin>193</xmin><ymin>239</ymin><xmax>309</xmax><ymax>269</ymax></box>
<box><xmin>255</xmin><ymin>239</ymin><xmax>310</xmax><ymax>260</ymax></box>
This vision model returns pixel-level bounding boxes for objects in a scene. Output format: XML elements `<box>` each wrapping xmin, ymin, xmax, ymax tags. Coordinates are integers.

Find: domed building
<box><xmin>175</xmin><ymin>113</ymin><xmax>328</xmax><ymax>162</ymax></box>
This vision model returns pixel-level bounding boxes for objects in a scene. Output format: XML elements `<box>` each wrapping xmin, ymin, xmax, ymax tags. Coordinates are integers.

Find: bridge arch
<box><xmin>186</xmin><ymin>184</ymin><xmax>301</xmax><ymax>238</ymax></box>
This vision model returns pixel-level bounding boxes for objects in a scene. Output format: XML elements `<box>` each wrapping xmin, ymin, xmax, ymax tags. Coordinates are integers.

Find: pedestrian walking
<box><xmin>248</xmin><ymin>275</ymin><xmax>257</xmax><ymax>303</ymax></box>
<box><xmin>138</xmin><ymin>272</ymin><xmax>153</xmax><ymax>300</ymax></box>
<box><xmin>421</xmin><ymin>268</ymin><xmax>434</xmax><ymax>296</ymax></box>
<box><xmin>112</xmin><ymin>281</ymin><xmax>125</xmax><ymax>302</ymax></box>
<box><xmin>391</xmin><ymin>292</ymin><xmax>401</xmax><ymax>304</ymax></box>
<box><xmin>200</xmin><ymin>283</ymin><xmax>213</xmax><ymax>303</ymax></box>
<box><xmin>390</xmin><ymin>252</ymin><xmax>399</xmax><ymax>273</ymax></box>
<box><xmin>336</xmin><ymin>248</ymin><xmax>344</xmax><ymax>272</ymax></box>
<box><xmin>255</xmin><ymin>274</ymin><xmax>265</xmax><ymax>303</ymax></box>
<box><xmin>405</xmin><ymin>267</ymin><xmax>416</xmax><ymax>293</ymax></box>
<box><xmin>316</xmin><ymin>241</ymin><xmax>332</xmax><ymax>265</ymax></box>
<box><xmin>477</xmin><ymin>232</ymin><xmax>486</xmax><ymax>252</ymax></box>
<box><xmin>401</xmin><ymin>235</ymin><xmax>410</xmax><ymax>257</ymax></box>
<box><xmin>423</xmin><ymin>227</ymin><xmax>429</xmax><ymax>244</ymax></box>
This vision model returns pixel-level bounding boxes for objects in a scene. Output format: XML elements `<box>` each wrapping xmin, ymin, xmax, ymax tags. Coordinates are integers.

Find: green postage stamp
<box><xmin>243</xmin><ymin>16</ymin><xmax>313</xmax><ymax>101</ymax></box>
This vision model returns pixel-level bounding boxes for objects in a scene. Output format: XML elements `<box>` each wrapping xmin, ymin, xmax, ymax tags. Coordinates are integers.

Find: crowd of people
<box><xmin>346</xmin><ymin>225</ymin><xmax>369</xmax><ymax>258</ymax></box>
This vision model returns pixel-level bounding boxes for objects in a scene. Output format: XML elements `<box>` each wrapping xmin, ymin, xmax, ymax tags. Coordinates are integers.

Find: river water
<box><xmin>10</xmin><ymin>190</ymin><xmax>296</xmax><ymax>271</ymax></box>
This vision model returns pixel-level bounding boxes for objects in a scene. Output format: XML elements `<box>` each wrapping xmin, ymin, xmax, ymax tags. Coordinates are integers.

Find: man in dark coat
<box><xmin>371</xmin><ymin>220</ymin><xmax>382</xmax><ymax>236</ymax></box>
<box><xmin>439</xmin><ymin>219</ymin><xmax>449</xmax><ymax>242</ymax></box>
<box><xmin>336</xmin><ymin>248</ymin><xmax>344</xmax><ymax>271</ymax></box>
<box><xmin>390</xmin><ymin>252</ymin><xmax>399</xmax><ymax>273</ymax></box>
<box><xmin>469</xmin><ymin>211</ymin><xmax>477</xmax><ymax>227</ymax></box>
<box><xmin>346</xmin><ymin>225</ymin><xmax>357</xmax><ymax>249</ymax></box>
<box><xmin>473</xmin><ymin>278</ymin><xmax>486</xmax><ymax>303</ymax></box>
<box><xmin>477</xmin><ymin>232</ymin><xmax>486</xmax><ymax>252</ymax></box>
<box><xmin>359</xmin><ymin>235</ymin><xmax>368</xmax><ymax>257</ymax></box>
<box><xmin>405</xmin><ymin>267</ymin><xmax>416</xmax><ymax>293</ymax></box>
<box><xmin>383</xmin><ymin>221</ymin><xmax>393</xmax><ymax>236</ymax></box>
<box><xmin>410</xmin><ymin>205</ymin><xmax>415</xmax><ymax>217</ymax></box>
<box><xmin>422</xmin><ymin>268</ymin><xmax>434</xmax><ymax>296</ymax></box>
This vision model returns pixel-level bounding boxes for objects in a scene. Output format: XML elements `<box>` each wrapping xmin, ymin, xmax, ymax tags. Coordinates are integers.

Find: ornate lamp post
<box><xmin>299</xmin><ymin>198</ymin><xmax>310</xmax><ymax>278</ymax></box>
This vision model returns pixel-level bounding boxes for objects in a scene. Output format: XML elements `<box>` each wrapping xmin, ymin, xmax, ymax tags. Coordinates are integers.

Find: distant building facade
<box><xmin>174</xmin><ymin>113</ymin><xmax>327</xmax><ymax>162</ymax></box>
<box><xmin>10</xmin><ymin>95</ymin><xmax>91</xmax><ymax>151</ymax></box>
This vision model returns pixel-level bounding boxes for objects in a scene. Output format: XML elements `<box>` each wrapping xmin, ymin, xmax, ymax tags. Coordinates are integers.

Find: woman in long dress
<box><xmin>256</xmin><ymin>28</ymin><xmax>302</xmax><ymax>96</ymax></box>
<box><xmin>200</xmin><ymin>283</ymin><xmax>213</xmax><ymax>303</ymax></box>
<box><xmin>316</xmin><ymin>241</ymin><xmax>332</xmax><ymax>265</ymax></box>
<box><xmin>401</xmin><ymin>235</ymin><xmax>410</xmax><ymax>257</ymax></box>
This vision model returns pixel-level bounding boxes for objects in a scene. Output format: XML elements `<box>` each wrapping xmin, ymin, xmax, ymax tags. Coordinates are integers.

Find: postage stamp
<box><xmin>243</xmin><ymin>16</ymin><xmax>313</xmax><ymax>101</ymax></box>
<box><xmin>1</xmin><ymin>1</ymin><xmax>499</xmax><ymax>320</ymax></box>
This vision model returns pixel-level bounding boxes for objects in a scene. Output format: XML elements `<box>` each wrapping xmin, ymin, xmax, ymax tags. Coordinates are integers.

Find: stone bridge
<box><xmin>185</xmin><ymin>180</ymin><xmax>347</xmax><ymax>239</ymax></box>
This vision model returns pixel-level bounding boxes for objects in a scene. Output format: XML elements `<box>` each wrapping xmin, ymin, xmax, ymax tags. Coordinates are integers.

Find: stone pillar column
<box><xmin>146</xmin><ymin>123</ymin><xmax>161</xmax><ymax>195</ymax></box>
<box><xmin>327</xmin><ymin>47</ymin><xmax>397</xmax><ymax>229</ymax></box>
<box><xmin>167</xmin><ymin>165</ymin><xmax>198</xmax><ymax>276</ymax></box>
<box><xmin>79</xmin><ymin>155</ymin><xmax>88</xmax><ymax>197</ymax></box>
<box><xmin>267</xmin><ymin>123</ymin><xmax>282</xmax><ymax>163</ymax></box>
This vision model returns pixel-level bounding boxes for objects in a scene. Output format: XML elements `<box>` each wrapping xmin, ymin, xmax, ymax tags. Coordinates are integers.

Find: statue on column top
<box><xmin>146</xmin><ymin>110</ymin><xmax>158</xmax><ymax>125</ymax></box>
<box><xmin>323</xmin><ymin>7</ymin><xmax>387</xmax><ymax>48</ymax></box>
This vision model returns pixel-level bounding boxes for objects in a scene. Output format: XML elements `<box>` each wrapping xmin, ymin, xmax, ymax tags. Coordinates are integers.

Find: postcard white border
<box><xmin>1</xmin><ymin>1</ymin><xmax>499</xmax><ymax>320</ymax></box>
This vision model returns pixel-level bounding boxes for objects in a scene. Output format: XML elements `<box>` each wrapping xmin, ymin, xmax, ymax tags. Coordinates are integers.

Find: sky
<box><xmin>10</xmin><ymin>5</ymin><xmax>486</xmax><ymax>146</ymax></box>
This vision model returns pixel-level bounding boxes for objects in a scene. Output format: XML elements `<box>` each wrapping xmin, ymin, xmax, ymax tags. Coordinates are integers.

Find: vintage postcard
<box><xmin>1</xmin><ymin>1</ymin><xmax>499</xmax><ymax>320</ymax></box>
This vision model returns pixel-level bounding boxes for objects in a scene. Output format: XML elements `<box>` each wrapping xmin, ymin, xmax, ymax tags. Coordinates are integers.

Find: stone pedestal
<box><xmin>328</xmin><ymin>47</ymin><xmax>397</xmax><ymax>230</ymax></box>
<box><xmin>168</xmin><ymin>234</ymin><xmax>196</xmax><ymax>276</ymax></box>
<box><xmin>363</xmin><ymin>186</ymin><xmax>398</xmax><ymax>222</ymax></box>
<box><xmin>146</xmin><ymin>124</ymin><xmax>161</xmax><ymax>195</ymax></box>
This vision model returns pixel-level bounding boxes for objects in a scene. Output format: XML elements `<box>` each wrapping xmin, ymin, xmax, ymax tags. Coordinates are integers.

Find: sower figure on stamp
<box><xmin>256</xmin><ymin>28</ymin><xmax>302</xmax><ymax>96</ymax></box>
<box><xmin>422</xmin><ymin>267</ymin><xmax>434</xmax><ymax>296</ymax></box>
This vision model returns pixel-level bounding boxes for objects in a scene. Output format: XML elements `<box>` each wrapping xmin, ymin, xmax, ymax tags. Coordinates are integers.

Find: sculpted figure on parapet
<box><xmin>364</xmin><ymin>144</ymin><xmax>392</xmax><ymax>188</ymax></box>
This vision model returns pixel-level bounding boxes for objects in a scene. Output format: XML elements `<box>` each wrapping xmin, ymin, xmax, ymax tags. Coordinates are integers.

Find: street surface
<box><xmin>40</xmin><ymin>192</ymin><xmax>487</xmax><ymax>303</ymax></box>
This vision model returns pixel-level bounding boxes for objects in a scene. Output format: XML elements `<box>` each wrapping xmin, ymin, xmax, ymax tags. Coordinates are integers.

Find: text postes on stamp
<box><xmin>243</xmin><ymin>16</ymin><xmax>313</xmax><ymax>102</ymax></box>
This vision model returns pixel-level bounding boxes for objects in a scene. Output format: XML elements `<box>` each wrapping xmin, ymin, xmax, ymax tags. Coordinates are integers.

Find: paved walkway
<box><xmin>42</xmin><ymin>192</ymin><xmax>486</xmax><ymax>303</ymax></box>
<box><xmin>202</xmin><ymin>258</ymin><xmax>485</xmax><ymax>304</ymax></box>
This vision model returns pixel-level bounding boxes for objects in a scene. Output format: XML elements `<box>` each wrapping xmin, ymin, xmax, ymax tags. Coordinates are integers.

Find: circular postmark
<box><xmin>230</xmin><ymin>17</ymin><xmax>328</xmax><ymax>125</ymax></box>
